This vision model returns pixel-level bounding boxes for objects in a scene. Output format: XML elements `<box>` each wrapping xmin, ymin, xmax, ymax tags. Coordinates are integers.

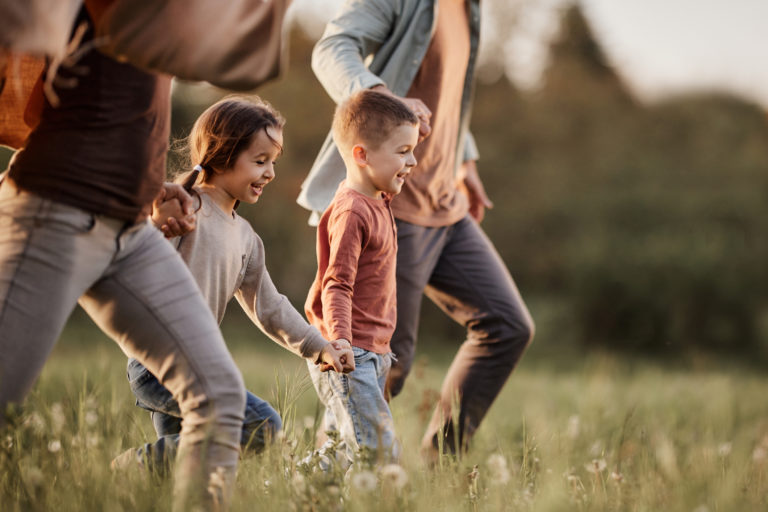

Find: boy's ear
<box><xmin>352</xmin><ymin>144</ymin><xmax>368</xmax><ymax>166</ymax></box>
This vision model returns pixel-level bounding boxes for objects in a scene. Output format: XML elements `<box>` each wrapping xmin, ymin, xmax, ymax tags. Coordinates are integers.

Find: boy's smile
<box><xmin>353</xmin><ymin>123</ymin><xmax>419</xmax><ymax>198</ymax></box>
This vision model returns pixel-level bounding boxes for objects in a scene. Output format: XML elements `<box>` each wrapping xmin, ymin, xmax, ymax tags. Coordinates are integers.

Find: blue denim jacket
<box><xmin>297</xmin><ymin>0</ymin><xmax>481</xmax><ymax>223</ymax></box>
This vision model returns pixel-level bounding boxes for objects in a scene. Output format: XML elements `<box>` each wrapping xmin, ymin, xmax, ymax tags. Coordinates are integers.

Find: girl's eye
<box><xmin>255</xmin><ymin>160</ymin><xmax>266</xmax><ymax>165</ymax></box>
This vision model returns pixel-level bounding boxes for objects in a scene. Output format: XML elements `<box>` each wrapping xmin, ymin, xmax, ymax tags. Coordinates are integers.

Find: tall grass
<box><xmin>2</xmin><ymin>321</ymin><xmax>768</xmax><ymax>511</ymax></box>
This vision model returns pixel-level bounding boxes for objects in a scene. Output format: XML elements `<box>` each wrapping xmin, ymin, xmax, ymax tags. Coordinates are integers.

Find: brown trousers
<box><xmin>387</xmin><ymin>215</ymin><xmax>534</xmax><ymax>454</ymax></box>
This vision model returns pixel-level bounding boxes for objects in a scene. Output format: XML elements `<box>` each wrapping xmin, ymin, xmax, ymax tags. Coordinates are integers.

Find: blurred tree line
<box><xmin>3</xmin><ymin>5</ymin><xmax>766</xmax><ymax>361</ymax></box>
<box><xmin>182</xmin><ymin>4</ymin><xmax>764</xmax><ymax>361</ymax></box>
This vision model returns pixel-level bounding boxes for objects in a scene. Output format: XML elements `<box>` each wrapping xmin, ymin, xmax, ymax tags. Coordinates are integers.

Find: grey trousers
<box><xmin>388</xmin><ymin>215</ymin><xmax>534</xmax><ymax>454</ymax></box>
<box><xmin>0</xmin><ymin>178</ymin><xmax>245</xmax><ymax>510</ymax></box>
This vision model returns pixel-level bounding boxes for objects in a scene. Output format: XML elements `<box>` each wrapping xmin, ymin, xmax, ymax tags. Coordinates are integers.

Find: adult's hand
<box><xmin>371</xmin><ymin>85</ymin><xmax>432</xmax><ymax>141</ymax></box>
<box><xmin>461</xmin><ymin>160</ymin><xmax>493</xmax><ymax>223</ymax></box>
<box><xmin>151</xmin><ymin>183</ymin><xmax>196</xmax><ymax>238</ymax></box>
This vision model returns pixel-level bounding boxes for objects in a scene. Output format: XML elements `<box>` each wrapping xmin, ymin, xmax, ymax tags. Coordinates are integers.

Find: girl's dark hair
<box><xmin>178</xmin><ymin>95</ymin><xmax>285</xmax><ymax>191</ymax></box>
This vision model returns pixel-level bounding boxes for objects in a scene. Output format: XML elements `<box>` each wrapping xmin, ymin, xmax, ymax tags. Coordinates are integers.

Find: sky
<box><xmin>288</xmin><ymin>0</ymin><xmax>768</xmax><ymax>109</ymax></box>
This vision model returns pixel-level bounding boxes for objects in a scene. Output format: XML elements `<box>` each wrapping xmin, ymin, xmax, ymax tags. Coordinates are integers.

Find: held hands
<box><xmin>458</xmin><ymin>160</ymin><xmax>493</xmax><ymax>223</ymax></box>
<box><xmin>317</xmin><ymin>339</ymin><xmax>355</xmax><ymax>373</ymax></box>
<box><xmin>151</xmin><ymin>183</ymin><xmax>197</xmax><ymax>238</ymax></box>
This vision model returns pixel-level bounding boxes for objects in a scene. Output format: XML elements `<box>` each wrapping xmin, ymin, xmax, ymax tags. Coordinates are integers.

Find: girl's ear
<box><xmin>352</xmin><ymin>144</ymin><xmax>368</xmax><ymax>166</ymax></box>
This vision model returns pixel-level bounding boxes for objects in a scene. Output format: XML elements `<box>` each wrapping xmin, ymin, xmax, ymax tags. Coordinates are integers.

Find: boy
<box><xmin>305</xmin><ymin>89</ymin><xmax>419</xmax><ymax>467</ymax></box>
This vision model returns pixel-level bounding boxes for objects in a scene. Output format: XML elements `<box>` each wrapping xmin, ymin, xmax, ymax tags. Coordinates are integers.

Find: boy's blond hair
<box><xmin>332</xmin><ymin>89</ymin><xmax>418</xmax><ymax>152</ymax></box>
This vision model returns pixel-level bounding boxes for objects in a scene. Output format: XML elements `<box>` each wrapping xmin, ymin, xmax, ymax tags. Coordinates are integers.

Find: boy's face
<box><xmin>359</xmin><ymin>123</ymin><xmax>419</xmax><ymax>197</ymax></box>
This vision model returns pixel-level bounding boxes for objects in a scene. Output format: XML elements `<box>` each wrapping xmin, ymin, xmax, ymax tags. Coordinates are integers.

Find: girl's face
<box><xmin>207</xmin><ymin>126</ymin><xmax>283</xmax><ymax>208</ymax></box>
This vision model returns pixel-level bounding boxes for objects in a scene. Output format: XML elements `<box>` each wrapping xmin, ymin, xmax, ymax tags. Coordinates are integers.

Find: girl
<box><xmin>115</xmin><ymin>97</ymin><xmax>354</xmax><ymax>471</ymax></box>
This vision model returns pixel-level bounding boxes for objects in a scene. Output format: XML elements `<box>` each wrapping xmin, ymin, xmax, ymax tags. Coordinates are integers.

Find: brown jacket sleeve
<box><xmin>96</xmin><ymin>0</ymin><xmax>290</xmax><ymax>90</ymax></box>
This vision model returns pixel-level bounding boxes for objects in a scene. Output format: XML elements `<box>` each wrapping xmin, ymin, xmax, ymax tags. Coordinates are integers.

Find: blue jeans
<box><xmin>307</xmin><ymin>347</ymin><xmax>397</xmax><ymax>468</ymax></box>
<box><xmin>127</xmin><ymin>358</ymin><xmax>281</xmax><ymax>470</ymax></box>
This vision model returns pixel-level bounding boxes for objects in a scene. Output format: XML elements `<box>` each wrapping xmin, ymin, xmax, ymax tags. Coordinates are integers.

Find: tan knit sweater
<box><xmin>173</xmin><ymin>191</ymin><xmax>328</xmax><ymax>361</ymax></box>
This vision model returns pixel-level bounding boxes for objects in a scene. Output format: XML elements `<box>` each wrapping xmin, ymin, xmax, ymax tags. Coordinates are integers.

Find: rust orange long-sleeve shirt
<box><xmin>305</xmin><ymin>183</ymin><xmax>397</xmax><ymax>354</ymax></box>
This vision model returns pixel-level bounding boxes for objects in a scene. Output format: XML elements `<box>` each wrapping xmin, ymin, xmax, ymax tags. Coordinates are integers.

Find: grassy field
<box><xmin>2</xmin><ymin>314</ymin><xmax>768</xmax><ymax>512</ymax></box>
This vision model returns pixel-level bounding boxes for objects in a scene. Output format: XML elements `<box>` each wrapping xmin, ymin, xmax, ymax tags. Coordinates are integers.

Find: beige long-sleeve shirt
<box><xmin>173</xmin><ymin>191</ymin><xmax>328</xmax><ymax>361</ymax></box>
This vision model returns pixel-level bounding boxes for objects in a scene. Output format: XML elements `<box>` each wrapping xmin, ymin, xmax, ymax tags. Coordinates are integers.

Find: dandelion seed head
<box><xmin>47</xmin><ymin>440</ymin><xmax>62</xmax><ymax>453</ymax></box>
<box><xmin>717</xmin><ymin>442</ymin><xmax>732</xmax><ymax>457</ymax></box>
<box><xmin>351</xmin><ymin>470</ymin><xmax>377</xmax><ymax>492</ymax></box>
<box><xmin>486</xmin><ymin>453</ymin><xmax>511</xmax><ymax>485</ymax></box>
<box><xmin>302</xmin><ymin>416</ymin><xmax>315</xmax><ymax>430</ymax></box>
<box><xmin>610</xmin><ymin>471</ymin><xmax>623</xmax><ymax>483</ymax></box>
<box><xmin>379</xmin><ymin>463</ymin><xmax>408</xmax><ymax>491</ymax></box>
<box><xmin>584</xmin><ymin>458</ymin><xmax>607</xmax><ymax>474</ymax></box>
<box><xmin>753</xmin><ymin>446</ymin><xmax>767</xmax><ymax>462</ymax></box>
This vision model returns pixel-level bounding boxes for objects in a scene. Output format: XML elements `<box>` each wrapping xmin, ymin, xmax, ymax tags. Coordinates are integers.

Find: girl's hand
<box><xmin>318</xmin><ymin>339</ymin><xmax>355</xmax><ymax>373</ymax></box>
<box><xmin>151</xmin><ymin>183</ymin><xmax>197</xmax><ymax>237</ymax></box>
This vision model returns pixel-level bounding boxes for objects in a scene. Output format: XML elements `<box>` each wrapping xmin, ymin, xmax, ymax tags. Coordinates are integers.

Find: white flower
<box><xmin>717</xmin><ymin>442</ymin><xmax>732</xmax><ymax>457</ymax></box>
<box><xmin>379</xmin><ymin>463</ymin><xmax>408</xmax><ymax>491</ymax></box>
<box><xmin>610</xmin><ymin>471</ymin><xmax>624</xmax><ymax>483</ymax></box>
<box><xmin>47</xmin><ymin>440</ymin><xmax>62</xmax><ymax>453</ymax></box>
<box><xmin>566</xmin><ymin>415</ymin><xmax>581</xmax><ymax>439</ymax></box>
<box><xmin>4</xmin><ymin>435</ymin><xmax>13</xmax><ymax>450</ymax></box>
<box><xmin>584</xmin><ymin>458</ymin><xmax>607</xmax><ymax>474</ymax></box>
<box><xmin>351</xmin><ymin>470</ymin><xmax>377</xmax><ymax>492</ymax></box>
<box><xmin>486</xmin><ymin>453</ymin><xmax>511</xmax><ymax>485</ymax></box>
<box><xmin>303</xmin><ymin>416</ymin><xmax>316</xmax><ymax>430</ymax></box>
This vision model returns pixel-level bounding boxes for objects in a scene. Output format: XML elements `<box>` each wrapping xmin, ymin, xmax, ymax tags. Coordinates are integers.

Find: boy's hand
<box><xmin>317</xmin><ymin>339</ymin><xmax>355</xmax><ymax>373</ymax></box>
<box><xmin>152</xmin><ymin>183</ymin><xmax>196</xmax><ymax>237</ymax></box>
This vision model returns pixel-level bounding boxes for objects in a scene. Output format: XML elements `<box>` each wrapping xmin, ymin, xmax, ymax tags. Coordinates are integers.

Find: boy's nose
<box><xmin>406</xmin><ymin>154</ymin><xmax>417</xmax><ymax>167</ymax></box>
